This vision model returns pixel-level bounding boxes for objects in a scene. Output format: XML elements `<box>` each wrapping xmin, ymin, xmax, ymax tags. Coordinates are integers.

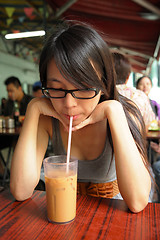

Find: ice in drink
<box><xmin>43</xmin><ymin>156</ymin><xmax>78</xmax><ymax>224</ymax></box>
<box><xmin>45</xmin><ymin>172</ymin><xmax>77</xmax><ymax>223</ymax></box>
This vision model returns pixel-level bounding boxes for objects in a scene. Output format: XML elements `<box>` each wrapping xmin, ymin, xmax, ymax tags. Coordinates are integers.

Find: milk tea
<box><xmin>45</xmin><ymin>171</ymin><xmax>77</xmax><ymax>224</ymax></box>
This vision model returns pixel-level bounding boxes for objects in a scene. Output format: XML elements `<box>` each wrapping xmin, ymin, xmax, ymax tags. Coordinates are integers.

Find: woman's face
<box><xmin>137</xmin><ymin>77</ymin><xmax>152</xmax><ymax>96</ymax></box>
<box><xmin>46</xmin><ymin>59</ymin><xmax>102</xmax><ymax>127</ymax></box>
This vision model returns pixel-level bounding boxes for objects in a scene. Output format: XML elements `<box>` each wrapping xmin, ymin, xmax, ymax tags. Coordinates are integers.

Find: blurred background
<box><xmin>0</xmin><ymin>0</ymin><xmax>160</xmax><ymax>102</ymax></box>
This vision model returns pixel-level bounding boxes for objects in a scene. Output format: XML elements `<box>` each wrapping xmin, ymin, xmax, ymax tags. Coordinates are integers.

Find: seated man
<box><xmin>112</xmin><ymin>52</ymin><xmax>155</xmax><ymax>129</ymax></box>
<box><xmin>4</xmin><ymin>76</ymin><xmax>33</xmax><ymax>116</ymax></box>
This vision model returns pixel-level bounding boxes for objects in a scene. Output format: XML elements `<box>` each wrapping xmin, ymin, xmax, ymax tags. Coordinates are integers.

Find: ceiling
<box><xmin>0</xmin><ymin>0</ymin><xmax>160</xmax><ymax>73</ymax></box>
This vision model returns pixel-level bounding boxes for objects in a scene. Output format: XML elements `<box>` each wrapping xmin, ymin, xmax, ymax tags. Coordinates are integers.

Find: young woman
<box><xmin>10</xmin><ymin>21</ymin><xmax>151</xmax><ymax>213</ymax></box>
<box><xmin>136</xmin><ymin>76</ymin><xmax>160</xmax><ymax>120</ymax></box>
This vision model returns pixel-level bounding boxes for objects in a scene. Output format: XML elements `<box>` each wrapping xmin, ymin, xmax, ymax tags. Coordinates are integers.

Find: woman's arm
<box><xmin>73</xmin><ymin>100</ymin><xmax>151</xmax><ymax>212</ymax></box>
<box><xmin>106</xmin><ymin>101</ymin><xmax>151</xmax><ymax>213</ymax></box>
<box><xmin>10</xmin><ymin>98</ymin><xmax>60</xmax><ymax>201</ymax></box>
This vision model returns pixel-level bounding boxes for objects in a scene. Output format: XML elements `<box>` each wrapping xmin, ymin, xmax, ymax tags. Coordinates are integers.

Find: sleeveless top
<box><xmin>51</xmin><ymin>118</ymin><xmax>117</xmax><ymax>183</ymax></box>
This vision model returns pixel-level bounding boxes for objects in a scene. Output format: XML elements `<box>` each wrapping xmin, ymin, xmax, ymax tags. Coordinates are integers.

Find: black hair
<box><xmin>33</xmin><ymin>86</ymin><xmax>41</xmax><ymax>92</ymax></box>
<box><xmin>39</xmin><ymin>21</ymin><xmax>117</xmax><ymax>101</ymax></box>
<box><xmin>112</xmin><ymin>52</ymin><xmax>131</xmax><ymax>84</ymax></box>
<box><xmin>4</xmin><ymin>76</ymin><xmax>21</xmax><ymax>88</ymax></box>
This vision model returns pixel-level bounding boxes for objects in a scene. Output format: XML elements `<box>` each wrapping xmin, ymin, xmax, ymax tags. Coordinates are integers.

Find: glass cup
<box><xmin>43</xmin><ymin>155</ymin><xmax>78</xmax><ymax>224</ymax></box>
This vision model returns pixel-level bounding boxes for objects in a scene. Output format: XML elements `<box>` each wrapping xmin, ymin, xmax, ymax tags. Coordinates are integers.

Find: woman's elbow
<box><xmin>128</xmin><ymin>195</ymin><xmax>149</xmax><ymax>213</ymax></box>
<box><xmin>10</xmin><ymin>184</ymin><xmax>32</xmax><ymax>201</ymax></box>
<box><xmin>10</xmin><ymin>179</ymin><xmax>37</xmax><ymax>201</ymax></box>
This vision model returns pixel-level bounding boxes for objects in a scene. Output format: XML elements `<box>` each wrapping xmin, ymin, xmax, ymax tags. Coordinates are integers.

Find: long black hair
<box><xmin>39</xmin><ymin>20</ymin><xmax>148</xmax><ymax>168</ymax></box>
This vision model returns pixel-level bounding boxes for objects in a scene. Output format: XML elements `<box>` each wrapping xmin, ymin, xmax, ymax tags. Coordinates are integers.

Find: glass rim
<box><xmin>43</xmin><ymin>155</ymin><xmax>78</xmax><ymax>166</ymax></box>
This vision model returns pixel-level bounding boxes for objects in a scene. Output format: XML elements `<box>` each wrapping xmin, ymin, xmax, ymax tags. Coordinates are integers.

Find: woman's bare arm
<box><xmin>73</xmin><ymin>100</ymin><xmax>151</xmax><ymax>212</ymax></box>
<box><xmin>10</xmin><ymin>98</ymin><xmax>57</xmax><ymax>201</ymax></box>
<box><xmin>106</xmin><ymin>101</ymin><xmax>151</xmax><ymax>213</ymax></box>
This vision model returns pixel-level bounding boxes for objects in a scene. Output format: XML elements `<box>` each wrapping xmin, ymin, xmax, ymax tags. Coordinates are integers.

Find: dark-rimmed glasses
<box><xmin>42</xmin><ymin>87</ymin><xmax>99</xmax><ymax>99</ymax></box>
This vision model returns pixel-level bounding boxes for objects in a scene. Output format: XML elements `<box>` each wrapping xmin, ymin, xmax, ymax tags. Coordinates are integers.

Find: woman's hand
<box><xmin>28</xmin><ymin>97</ymin><xmax>57</xmax><ymax>117</ymax></box>
<box><xmin>28</xmin><ymin>98</ymin><xmax>68</xmax><ymax>130</ymax></box>
<box><xmin>72</xmin><ymin>100</ymin><xmax>121</xmax><ymax>131</ymax></box>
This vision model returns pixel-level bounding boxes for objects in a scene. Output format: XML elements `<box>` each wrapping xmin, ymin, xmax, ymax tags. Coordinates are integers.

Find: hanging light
<box><xmin>5</xmin><ymin>30</ymin><xmax>45</xmax><ymax>39</ymax></box>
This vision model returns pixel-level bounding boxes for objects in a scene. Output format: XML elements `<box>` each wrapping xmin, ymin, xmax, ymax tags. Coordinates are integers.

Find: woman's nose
<box><xmin>63</xmin><ymin>93</ymin><xmax>77</xmax><ymax>108</ymax></box>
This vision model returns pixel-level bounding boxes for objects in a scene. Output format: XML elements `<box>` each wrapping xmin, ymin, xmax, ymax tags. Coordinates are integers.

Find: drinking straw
<box><xmin>66</xmin><ymin>116</ymin><xmax>73</xmax><ymax>172</ymax></box>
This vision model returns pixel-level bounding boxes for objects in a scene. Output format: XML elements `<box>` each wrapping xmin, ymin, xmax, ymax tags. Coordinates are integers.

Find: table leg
<box><xmin>0</xmin><ymin>151</ymin><xmax>7</xmax><ymax>167</ymax></box>
<box><xmin>2</xmin><ymin>147</ymin><xmax>12</xmax><ymax>186</ymax></box>
<box><xmin>0</xmin><ymin>151</ymin><xmax>10</xmax><ymax>179</ymax></box>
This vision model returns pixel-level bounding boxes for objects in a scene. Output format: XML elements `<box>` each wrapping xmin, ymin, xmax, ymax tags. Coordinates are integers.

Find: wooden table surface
<box><xmin>0</xmin><ymin>189</ymin><xmax>160</xmax><ymax>240</ymax></box>
<box><xmin>147</xmin><ymin>130</ymin><xmax>160</xmax><ymax>141</ymax></box>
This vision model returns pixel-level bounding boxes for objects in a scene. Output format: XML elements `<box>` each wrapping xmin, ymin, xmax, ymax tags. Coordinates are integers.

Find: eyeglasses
<box><xmin>42</xmin><ymin>87</ymin><xmax>99</xmax><ymax>99</ymax></box>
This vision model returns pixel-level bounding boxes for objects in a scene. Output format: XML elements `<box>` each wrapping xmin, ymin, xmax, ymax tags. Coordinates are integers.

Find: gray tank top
<box><xmin>51</xmin><ymin>118</ymin><xmax>117</xmax><ymax>183</ymax></box>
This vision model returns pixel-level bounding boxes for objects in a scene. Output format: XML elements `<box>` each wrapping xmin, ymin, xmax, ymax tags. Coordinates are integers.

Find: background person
<box><xmin>0</xmin><ymin>97</ymin><xmax>7</xmax><ymax>115</ymax></box>
<box><xmin>32</xmin><ymin>81</ymin><xmax>43</xmax><ymax>98</ymax></box>
<box><xmin>112</xmin><ymin>52</ymin><xmax>156</xmax><ymax>130</ymax></box>
<box><xmin>136</xmin><ymin>76</ymin><xmax>160</xmax><ymax>121</ymax></box>
<box><xmin>4</xmin><ymin>76</ymin><xmax>33</xmax><ymax>117</ymax></box>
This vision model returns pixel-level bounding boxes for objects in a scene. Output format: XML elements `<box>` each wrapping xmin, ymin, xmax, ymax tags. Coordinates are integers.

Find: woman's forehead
<box><xmin>141</xmin><ymin>77</ymin><xmax>151</xmax><ymax>84</ymax></box>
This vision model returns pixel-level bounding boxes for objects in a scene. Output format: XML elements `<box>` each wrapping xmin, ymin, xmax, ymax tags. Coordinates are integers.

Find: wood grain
<box><xmin>0</xmin><ymin>190</ymin><xmax>160</xmax><ymax>240</ymax></box>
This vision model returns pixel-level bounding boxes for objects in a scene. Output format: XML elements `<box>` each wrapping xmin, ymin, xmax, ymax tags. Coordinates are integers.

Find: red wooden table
<box><xmin>0</xmin><ymin>189</ymin><xmax>160</xmax><ymax>240</ymax></box>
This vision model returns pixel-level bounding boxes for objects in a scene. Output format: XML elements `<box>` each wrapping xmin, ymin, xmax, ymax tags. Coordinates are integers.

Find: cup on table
<box><xmin>43</xmin><ymin>155</ymin><xmax>78</xmax><ymax>224</ymax></box>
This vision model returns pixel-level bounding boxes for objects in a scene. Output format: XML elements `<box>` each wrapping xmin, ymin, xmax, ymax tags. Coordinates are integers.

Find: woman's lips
<box><xmin>65</xmin><ymin>114</ymin><xmax>78</xmax><ymax>120</ymax></box>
